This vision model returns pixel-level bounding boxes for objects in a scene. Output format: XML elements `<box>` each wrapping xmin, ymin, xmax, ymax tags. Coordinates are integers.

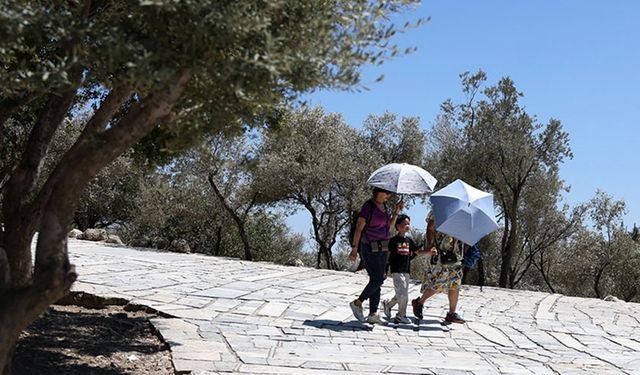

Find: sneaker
<box><xmin>350</xmin><ymin>300</ymin><xmax>365</xmax><ymax>322</ymax></box>
<box><xmin>394</xmin><ymin>315</ymin><xmax>412</xmax><ymax>324</ymax></box>
<box><xmin>445</xmin><ymin>311</ymin><xmax>465</xmax><ymax>324</ymax></box>
<box><xmin>382</xmin><ymin>300</ymin><xmax>392</xmax><ymax>319</ymax></box>
<box><xmin>367</xmin><ymin>314</ymin><xmax>384</xmax><ymax>325</ymax></box>
<box><xmin>411</xmin><ymin>298</ymin><xmax>424</xmax><ymax>320</ymax></box>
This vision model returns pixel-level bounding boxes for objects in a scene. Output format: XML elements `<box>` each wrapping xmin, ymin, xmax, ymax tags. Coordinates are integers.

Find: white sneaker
<box><xmin>394</xmin><ymin>315</ymin><xmax>412</xmax><ymax>324</ymax></box>
<box><xmin>382</xmin><ymin>300</ymin><xmax>392</xmax><ymax>319</ymax></box>
<box><xmin>367</xmin><ymin>314</ymin><xmax>384</xmax><ymax>325</ymax></box>
<box><xmin>350</xmin><ymin>300</ymin><xmax>365</xmax><ymax>322</ymax></box>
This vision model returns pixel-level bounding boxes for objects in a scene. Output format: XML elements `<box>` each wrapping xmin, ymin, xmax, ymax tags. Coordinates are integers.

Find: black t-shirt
<box><xmin>387</xmin><ymin>234</ymin><xmax>419</xmax><ymax>274</ymax></box>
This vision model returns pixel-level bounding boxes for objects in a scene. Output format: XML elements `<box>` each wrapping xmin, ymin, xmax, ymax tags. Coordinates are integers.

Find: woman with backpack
<box><xmin>348</xmin><ymin>187</ymin><xmax>403</xmax><ymax>324</ymax></box>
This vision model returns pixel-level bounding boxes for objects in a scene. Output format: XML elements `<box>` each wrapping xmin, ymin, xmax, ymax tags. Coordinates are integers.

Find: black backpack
<box><xmin>347</xmin><ymin>209</ymin><xmax>360</xmax><ymax>247</ymax></box>
<box><xmin>347</xmin><ymin>200</ymin><xmax>374</xmax><ymax>247</ymax></box>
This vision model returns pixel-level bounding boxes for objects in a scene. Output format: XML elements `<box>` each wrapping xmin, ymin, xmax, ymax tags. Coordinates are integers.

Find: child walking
<box><xmin>382</xmin><ymin>214</ymin><xmax>435</xmax><ymax>324</ymax></box>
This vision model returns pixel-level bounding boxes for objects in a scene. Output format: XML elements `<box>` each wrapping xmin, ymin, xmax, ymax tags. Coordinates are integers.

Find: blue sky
<box><xmin>287</xmin><ymin>0</ymin><xmax>639</xmax><ymax>243</ymax></box>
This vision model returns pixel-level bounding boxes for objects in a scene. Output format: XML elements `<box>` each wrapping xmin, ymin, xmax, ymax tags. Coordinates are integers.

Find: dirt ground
<box><xmin>12</xmin><ymin>304</ymin><xmax>174</xmax><ymax>375</ymax></box>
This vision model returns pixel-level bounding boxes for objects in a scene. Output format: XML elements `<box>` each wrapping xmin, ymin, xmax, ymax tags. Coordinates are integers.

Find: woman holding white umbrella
<box><xmin>348</xmin><ymin>187</ymin><xmax>404</xmax><ymax>324</ymax></box>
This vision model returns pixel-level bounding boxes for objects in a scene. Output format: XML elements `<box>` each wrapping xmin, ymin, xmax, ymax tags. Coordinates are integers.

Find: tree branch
<box><xmin>208</xmin><ymin>173</ymin><xmax>254</xmax><ymax>261</ymax></box>
<box><xmin>4</xmin><ymin>89</ymin><xmax>77</xmax><ymax>217</ymax></box>
<box><xmin>33</xmin><ymin>69</ymin><xmax>192</xmax><ymax>282</ymax></box>
<box><xmin>242</xmin><ymin>191</ymin><xmax>260</xmax><ymax>218</ymax></box>
<box><xmin>208</xmin><ymin>173</ymin><xmax>245</xmax><ymax>226</ymax></box>
<box><xmin>80</xmin><ymin>86</ymin><xmax>133</xmax><ymax>137</ymax></box>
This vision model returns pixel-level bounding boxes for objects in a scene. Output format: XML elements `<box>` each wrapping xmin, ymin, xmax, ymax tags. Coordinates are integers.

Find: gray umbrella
<box><xmin>367</xmin><ymin>163</ymin><xmax>438</xmax><ymax>194</ymax></box>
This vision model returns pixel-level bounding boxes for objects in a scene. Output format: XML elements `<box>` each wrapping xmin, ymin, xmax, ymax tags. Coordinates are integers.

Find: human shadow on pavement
<box><xmin>302</xmin><ymin>318</ymin><xmax>449</xmax><ymax>332</ymax></box>
<box><xmin>302</xmin><ymin>319</ymin><xmax>373</xmax><ymax>331</ymax></box>
<box><xmin>383</xmin><ymin>318</ymin><xmax>451</xmax><ymax>331</ymax></box>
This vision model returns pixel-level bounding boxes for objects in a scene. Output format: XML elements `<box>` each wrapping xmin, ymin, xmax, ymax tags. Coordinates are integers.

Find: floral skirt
<box><xmin>420</xmin><ymin>263</ymin><xmax>463</xmax><ymax>293</ymax></box>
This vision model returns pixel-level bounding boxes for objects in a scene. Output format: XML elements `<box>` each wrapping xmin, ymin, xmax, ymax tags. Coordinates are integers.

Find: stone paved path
<box><xmin>68</xmin><ymin>240</ymin><xmax>640</xmax><ymax>374</ymax></box>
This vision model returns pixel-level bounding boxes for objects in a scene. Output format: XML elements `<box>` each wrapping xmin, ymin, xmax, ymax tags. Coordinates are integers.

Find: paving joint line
<box><xmin>546</xmin><ymin>331</ymin><xmax>630</xmax><ymax>374</ymax></box>
<box><xmin>219</xmin><ymin>330</ymin><xmax>243</xmax><ymax>365</ymax></box>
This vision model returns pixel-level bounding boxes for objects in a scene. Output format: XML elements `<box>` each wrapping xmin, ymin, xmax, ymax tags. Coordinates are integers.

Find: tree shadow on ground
<box><xmin>17</xmin><ymin>308</ymin><xmax>163</xmax><ymax>356</ymax></box>
<box><xmin>13</xmin><ymin>306</ymin><xmax>172</xmax><ymax>375</ymax></box>
<box><xmin>13</xmin><ymin>349</ymin><xmax>123</xmax><ymax>375</ymax></box>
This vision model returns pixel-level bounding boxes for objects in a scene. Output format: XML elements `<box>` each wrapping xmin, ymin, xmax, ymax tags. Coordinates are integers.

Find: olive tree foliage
<box><xmin>122</xmin><ymin>169</ymin><xmax>223</xmax><ymax>252</ymax></box>
<box><xmin>72</xmin><ymin>154</ymin><xmax>148</xmax><ymax>231</ymax></box>
<box><xmin>426</xmin><ymin>71</ymin><xmax>573</xmax><ymax>288</ymax></box>
<box><xmin>122</xmin><ymin>160</ymin><xmax>305</xmax><ymax>264</ymax></box>
<box><xmin>360</xmin><ymin>112</ymin><xmax>427</xmax><ymax>168</ymax></box>
<box><xmin>0</xmin><ymin>0</ymin><xmax>423</xmax><ymax>370</ymax></box>
<box><xmin>255</xmin><ymin>106</ymin><xmax>365</xmax><ymax>269</ymax></box>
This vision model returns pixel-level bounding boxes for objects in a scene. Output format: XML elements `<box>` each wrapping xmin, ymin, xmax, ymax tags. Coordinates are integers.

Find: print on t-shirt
<box><xmin>397</xmin><ymin>241</ymin><xmax>410</xmax><ymax>256</ymax></box>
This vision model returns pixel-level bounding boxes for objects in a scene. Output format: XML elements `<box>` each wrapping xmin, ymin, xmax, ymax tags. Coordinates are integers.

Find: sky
<box><xmin>286</xmin><ymin>0</ymin><xmax>640</xmax><ymax>246</ymax></box>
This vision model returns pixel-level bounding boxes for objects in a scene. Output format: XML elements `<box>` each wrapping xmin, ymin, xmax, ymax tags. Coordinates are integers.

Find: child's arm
<box><xmin>412</xmin><ymin>238</ymin><xmax>437</xmax><ymax>257</ymax></box>
<box><xmin>415</xmin><ymin>245</ymin><xmax>437</xmax><ymax>257</ymax></box>
<box><xmin>410</xmin><ymin>214</ymin><xmax>438</xmax><ymax>258</ymax></box>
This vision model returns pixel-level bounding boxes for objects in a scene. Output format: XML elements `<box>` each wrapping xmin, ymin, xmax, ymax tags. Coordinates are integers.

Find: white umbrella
<box><xmin>367</xmin><ymin>163</ymin><xmax>437</xmax><ymax>194</ymax></box>
<box><xmin>429</xmin><ymin>179</ymin><xmax>498</xmax><ymax>245</ymax></box>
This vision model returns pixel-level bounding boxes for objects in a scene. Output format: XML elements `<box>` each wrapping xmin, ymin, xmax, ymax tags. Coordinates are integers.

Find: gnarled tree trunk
<box><xmin>0</xmin><ymin>70</ymin><xmax>191</xmax><ymax>373</ymax></box>
<box><xmin>499</xmin><ymin>203</ymin><xmax>519</xmax><ymax>288</ymax></box>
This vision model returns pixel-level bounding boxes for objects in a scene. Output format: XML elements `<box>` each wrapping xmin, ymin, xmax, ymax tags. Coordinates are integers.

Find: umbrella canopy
<box><xmin>429</xmin><ymin>179</ymin><xmax>498</xmax><ymax>246</ymax></box>
<box><xmin>367</xmin><ymin>163</ymin><xmax>437</xmax><ymax>194</ymax></box>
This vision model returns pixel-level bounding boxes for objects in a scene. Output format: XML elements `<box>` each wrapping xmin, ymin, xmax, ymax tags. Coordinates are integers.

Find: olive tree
<box><xmin>506</xmin><ymin>169</ymin><xmax>587</xmax><ymax>291</ymax></box>
<box><xmin>523</xmin><ymin>203</ymin><xmax>586</xmax><ymax>293</ymax></box>
<box><xmin>255</xmin><ymin>107</ymin><xmax>364</xmax><ymax>269</ymax></box>
<box><xmin>583</xmin><ymin>191</ymin><xmax>640</xmax><ymax>300</ymax></box>
<box><xmin>428</xmin><ymin>71</ymin><xmax>573</xmax><ymax>288</ymax></box>
<box><xmin>122</xmin><ymin>163</ymin><xmax>306</xmax><ymax>263</ymax></box>
<box><xmin>167</xmin><ymin>133</ymin><xmax>263</xmax><ymax>261</ymax></box>
<box><xmin>0</xmin><ymin>0</ymin><xmax>422</xmax><ymax>370</ymax></box>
